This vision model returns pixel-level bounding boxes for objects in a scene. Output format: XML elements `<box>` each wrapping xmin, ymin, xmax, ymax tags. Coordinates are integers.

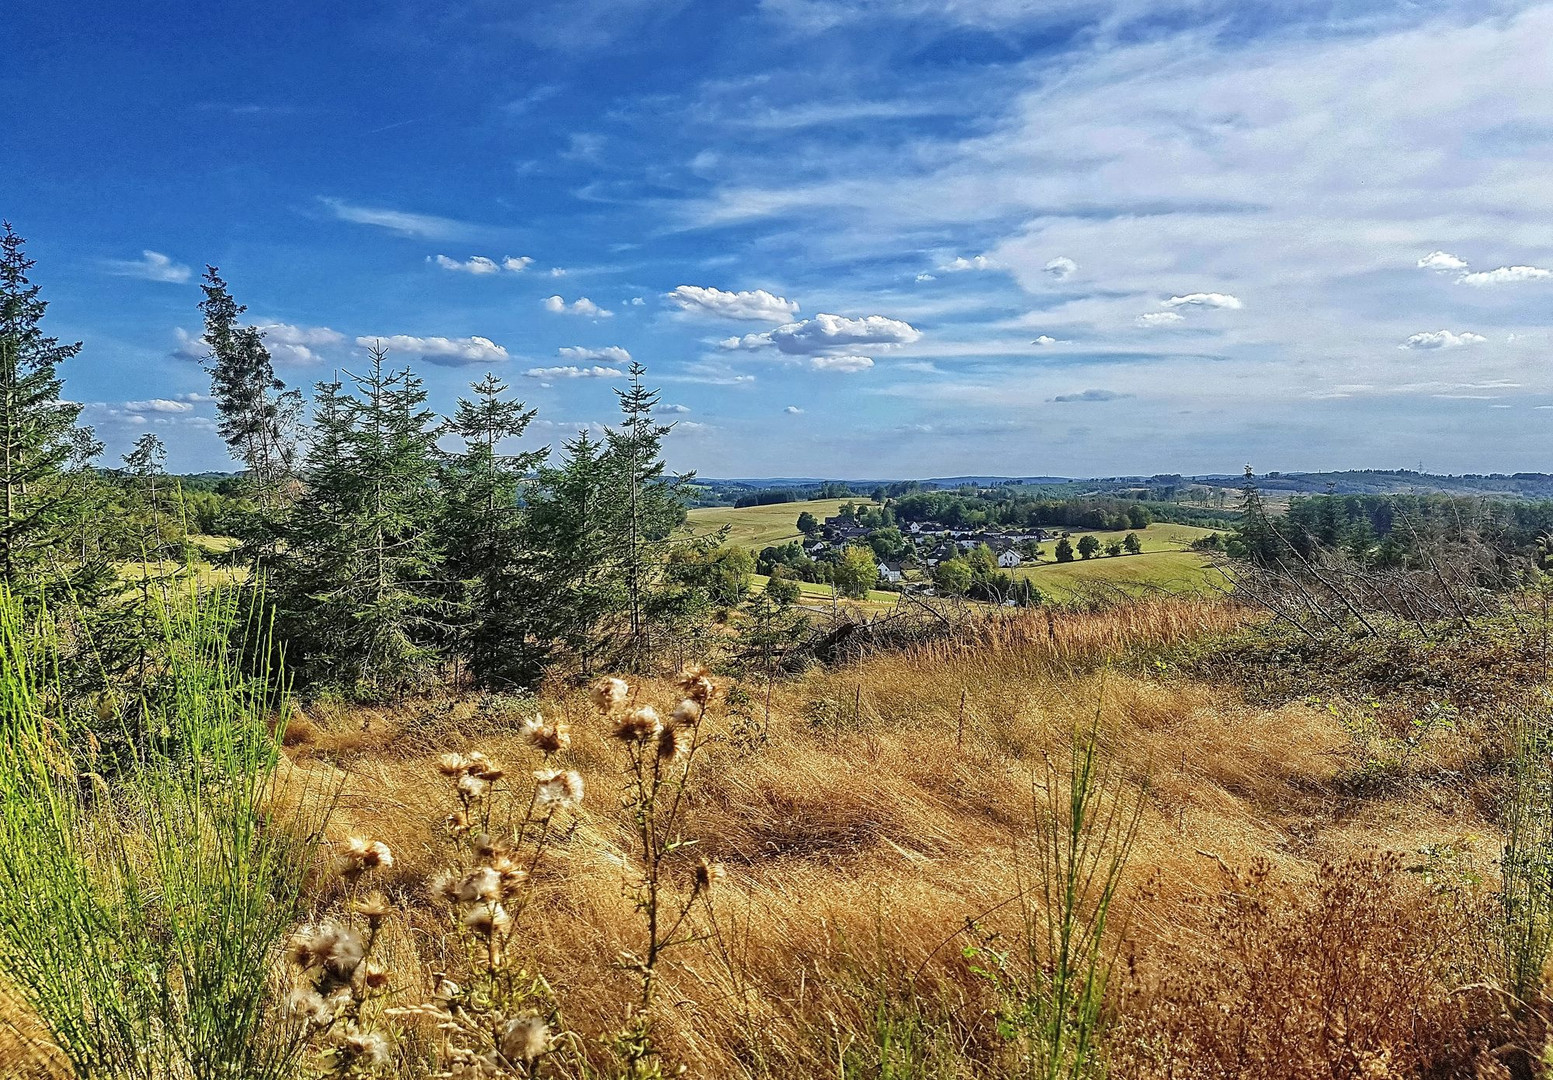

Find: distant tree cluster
<box><xmin>0</xmin><ymin>228</ymin><xmax>747</xmax><ymax>697</ymax></box>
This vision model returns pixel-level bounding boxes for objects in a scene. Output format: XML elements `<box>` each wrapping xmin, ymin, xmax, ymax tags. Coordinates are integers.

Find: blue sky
<box><xmin>6</xmin><ymin>0</ymin><xmax>1553</xmax><ymax>477</ymax></box>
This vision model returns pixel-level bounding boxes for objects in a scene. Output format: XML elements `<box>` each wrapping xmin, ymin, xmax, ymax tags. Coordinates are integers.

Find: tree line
<box><xmin>0</xmin><ymin>225</ymin><xmax>748</xmax><ymax>697</ymax></box>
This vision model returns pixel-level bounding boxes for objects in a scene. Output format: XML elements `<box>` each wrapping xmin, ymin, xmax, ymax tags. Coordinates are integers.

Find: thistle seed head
<box><xmin>612</xmin><ymin>705</ymin><xmax>662</xmax><ymax>743</ymax></box>
<box><xmin>591</xmin><ymin>676</ymin><xmax>631</xmax><ymax>713</ymax></box>
<box><xmin>534</xmin><ymin>768</ymin><xmax>585</xmax><ymax>809</ymax></box>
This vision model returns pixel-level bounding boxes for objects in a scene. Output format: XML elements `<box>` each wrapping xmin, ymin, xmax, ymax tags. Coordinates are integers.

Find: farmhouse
<box><xmin>998</xmin><ymin>549</ymin><xmax>1022</xmax><ymax>568</ymax></box>
<box><xmin>876</xmin><ymin>560</ymin><xmax>904</xmax><ymax>583</ymax></box>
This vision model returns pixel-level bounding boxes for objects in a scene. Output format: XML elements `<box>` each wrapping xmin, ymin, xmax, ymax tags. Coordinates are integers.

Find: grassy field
<box><xmin>748</xmin><ymin>572</ymin><xmax>900</xmax><ymax>613</ymax></box>
<box><xmin>1013</xmin><ymin>523</ymin><xmax>1222</xmax><ymax>599</ymax></box>
<box><xmin>686</xmin><ymin>498</ymin><xmax>852</xmax><ymax>549</ymax></box>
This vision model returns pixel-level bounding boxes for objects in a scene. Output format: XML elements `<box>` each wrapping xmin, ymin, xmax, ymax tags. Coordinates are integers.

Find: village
<box><xmin>807</xmin><ymin>511</ymin><xmax>1054</xmax><ymax>584</ymax></box>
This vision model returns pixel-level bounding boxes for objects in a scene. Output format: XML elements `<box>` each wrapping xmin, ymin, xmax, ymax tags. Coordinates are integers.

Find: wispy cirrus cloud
<box><xmin>321</xmin><ymin>197</ymin><xmax>483</xmax><ymax>241</ymax></box>
<box><xmin>103</xmin><ymin>250</ymin><xmax>190</xmax><ymax>284</ymax></box>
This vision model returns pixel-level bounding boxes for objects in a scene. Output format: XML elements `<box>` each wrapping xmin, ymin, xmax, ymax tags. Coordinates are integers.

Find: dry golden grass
<box><xmin>255</xmin><ymin>596</ymin><xmax>1513</xmax><ymax>1077</ymax></box>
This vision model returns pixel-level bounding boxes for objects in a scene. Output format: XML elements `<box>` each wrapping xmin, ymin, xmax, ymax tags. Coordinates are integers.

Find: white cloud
<box><xmin>257</xmin><ymin>323</ymin><xmax>344</xmax><ymax>365</ymax></box>
<box><xmin>1043</xmin><ymin>257</ymin><xmax>1077</xmax><ymax>280</ymax></box>
<box><xmin>1051</xmin><ymin>389</ymin><xmax>1130</xmax><ymax>402</ymax></box>
<box><xmin>1400</xmin><ymin>330</ymin><xmax>1488</xmax><ymax>349</ymax></box>
<box><xmin>356</xmin><ymin>334</ymin><xmax>509</xmax><ymax>366</ymax></box>
<box><xmin>1161</xmin><ymin>292</ymin><xmax>1243</xmax><ymax>310</ymax></box>
<box><xmin>549</xmin><ymin>267</ymin><xmax>567</xmax><ymax>276</ymax></box>
<box><xmin>724</xmin><ymin>312</ymin><xmax>922</xmax><ymax>355</ymax></box>
<box><xmin>940</xmin><ymin>254</ymin><xmax>996</xmax><ymax>272</ymax></box>
<box><xmin>1457</xmin><ymin>265</ymin><xmax>1553</xmax><ymax>286</ymax></box>
<box><xmin>667</xmin><ymin>284</ymin><xmax>799</xmax><ymax>322</ymax></box>
<box><xmin>628</xmin><ymin>296</ymin><xmax>646</xmax><ymax>305</ymax></box>
<box><xmin>430</xmin><ymin>254</ymin><xmax>501</xmax><ymax>274</ymax></box>
<box><xmin>660</xmin><ymin>403</ymin><xmax>691</xmax><ymax>413</ymax></box>
<box><xmin>123</xmin><ymin>398</ymin><xmax>194</xmax><ymax>413</ymax></box>
<box><xmin>543</xmin><ymin>295</ymin><xmax>612</xmax><ymax>317</ymax></box>
<box><xmin>784</xmin><ymin>405</ymin><xmax>804</xmax><ymax>414</ymax></box>
<box><xmin>173</xmin><ymin>327</ymin><xmax>209</xmax><ymax>360</ymax></box>
<box><xmin>915</xmin><ymin>272</ymin><xmax>936</xmax><ymax>282</ymax></box>
<box><xmin>104</xmin><ymin>250</ymin><xmax>191</xmax><ymax>284</ymax></box>
<box><xmin>1032</xmin><ymin>335</ymin><xmax>1059</xmax><ymax>345</ymax></box>
<box><xmin>1136</xmin><ymin>311</ymin><xmax>1185</xmax><ymax>326</ymax></box>
<box><xmin>557</xmin><ymin>345</ymin><xmax>632</xmax><ymax>364</ymax></box>
<box><xmin>809</xmin><ymin>354</ymin><xmax>874</xmax><ymax>372</ymax></box>
<box><xmin>524</xmin><ymin>365</ymin><xmax>624</xmax><ymax>379</ymax></box>
<box><xmin>431</xmin><ymin>254</ymin><xmax>535</xmax><ymax>274</ymax></box>
<box><xmin>320</xmin><ymin>198</ymin><xmax>476</xmax><ymax>241</ymax></box>
<box><xmin>1417</xmin><ymin>250</ymin><xmax>1467</xmax><ymax>271</ymax></box>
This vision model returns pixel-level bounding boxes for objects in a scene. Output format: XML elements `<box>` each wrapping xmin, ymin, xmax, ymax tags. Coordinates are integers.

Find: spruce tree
<box><xmin>270</xmin><ymin>344</ymin><xmax>444</xmax><ymax>695</ymax></box>
<box><xmin>523</xmin><ymin>430</ymin><xmax>624</xmax><ymax>674</ymax></box>
<box><xmin>198</xmin><ymin>267</ymin><xmax>301</xmax><ymax>513</ymax></box>
<box><xmin>0</xmin><ymin>223</ymin><xmax>112</xmax><ymax>604</ymax></box>
<box><xmin>602</xmin><ymin>362</ymin><xmax>689</xmax><ymax>667</ymax></box>
<box><xmin>437</xmin><ymin>373</ymin><xmax>547</xmax><ymax>686</ymax></box>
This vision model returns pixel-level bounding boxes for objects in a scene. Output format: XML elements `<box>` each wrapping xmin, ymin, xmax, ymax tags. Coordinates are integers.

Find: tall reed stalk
<box><xmin>0</xmin><ymin>585</ymin><xmax>328</xmax><ymax>1079</ymax></box>
<box><xmin>1501</xmin><ymin>703</ymin><xmax>1553</xmax><ymax>1005</ymax></box>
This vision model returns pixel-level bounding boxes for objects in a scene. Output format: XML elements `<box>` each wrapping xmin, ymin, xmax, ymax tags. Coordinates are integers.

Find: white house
<box><xmin>877</xmin><ymin>561</ymin><xmax>904</xmax><ymax>583</ymax></box>
<box><xmin>998</xmin><ymin>549</ymin><xmax>1023</xmax><ymax>568</ymax></box>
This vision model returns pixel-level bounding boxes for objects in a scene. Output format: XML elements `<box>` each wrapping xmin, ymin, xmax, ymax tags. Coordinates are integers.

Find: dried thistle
<box><xmin>352</xmin><ymin>891</ymin><xmax>393</xmax><ymax>930</ymax></box>
<box><xmin>612</xmin><ymin>705</ymin><xmax>662</xmax><ymax>743</ymax></box>
<box><xmin>592</xmin><ymin>676</ymin><xmax>631</xmax><ymax>713</ymax></box>
<box><xmin>521</xmin><ymin>713</ymin><xmax>571</xmax><ymax>755</ymax></box>
<box><xmin>674</xmin><ymin>665</ymin><xmax>716</xmax><ymax>706</ymax></box>
<box><xmin>534</xmin><ymin>767</ymin><xmax>585</xmax><ymax>809</ymax></box>
<box><xmin>334</xmin><ymin>836</ymin><xmax>394</xmax><ymax>883</ymax></box>
<box><xmin>500</xmin><ymin>1013</ymin><xmax>552</xmax><ymax>1065</ymax></box>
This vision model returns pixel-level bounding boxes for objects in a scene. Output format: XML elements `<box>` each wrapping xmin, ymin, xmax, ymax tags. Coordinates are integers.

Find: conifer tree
<box><xmin>602</xmin><ymin>362</ymin><xmax>689</xmax><ymax>666</ymax></box>
<box><xmin>270</xmin><ymin>344</ymin><xmax>444</xmax><ymax>695</ymax></box>
<box><xmin>523</xmin><ymin>430</ymin><xmax>624</xmax><ymax>674</ymax></box>
<box><xmin>0</xmin><ymin>223</ymin><xmax>112</xmax><ymax>604</ymax></box>
<box><xmin>198</xmin><ymin>267</ymin><xmax>301</xmax><ymax>513</ymax></box>
<box><xmin>437</xmin><ymin>373</ymin><xmax>547</xmax><ymax>686</ymax></box>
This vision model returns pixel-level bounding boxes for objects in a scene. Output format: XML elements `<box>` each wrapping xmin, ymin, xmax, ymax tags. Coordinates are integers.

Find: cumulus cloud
<box><xmin>1400</xmin><ymin>330</ymin><xmax>1488</xmax><ymax>349</ymax></box>
<box><xmin>1032</xmin><ymin>335</ymin><xmax>1060</xmax><ymax>345</ymax></box>
<box><xmin>1043</xmin><ymin>257</ymin><xmax>1077</xmax><ymax>280</ymax></box>
<box><xmin>356</xmin><ymin>334</ymin><xmax>509</xmax><ymax>366</ymax></box>
<box><xmin>940</xmin><ymin>254</ymin><xmax>996</xmax><ymax>272</ymax></box>
<box><xmin>1457</xmin><ymin>265</ymin><xmax>1553</xmax><ymax>286</ymax></box>
<box><xmin>124</xmin><ymin>398</ymin><xmax>194</xmax><ymax>413</ymax></box>
<box><xmin>915</xmin><ymin>272</ymin><xmax>936</xmax><ymax>282</ymax></box>
<box><xmin>558</xmin><ymin>345</ymin><xmax>632</xmax><ymax>364</ymax></box>
<box><xmin>173</xmin><ymin>327</ymin><xmax>210</xmax><ymax>360</ymax></box>
<box><xmin>1051</xmin><ymin>389</ymin><xmax>1132</xmax><ymax>402</ymax></box>
<box><xmin>259</xmin><ymin>323</ymin><xmax>345</xmax><ymax>364</ymax></box>
<box><xmin>724</xmin><ymin>312</ymin><xmax>921</xmax><ymax>355</ymax></box>
<box><xmin>1162</xmin><ymin>292</ymin><xmax>1243</xmax><ymax>309</ymax></box>
<box><xmin>104</xmin><ymin>250</ymin><xmax>191</xmax><ymax>284</ymax></box>
<box><xmin>627</xmin><ymin>296</ymin><xmax>646</xmax><ymax>305</ymax></box>
<box><xmin>667</xmin><ymin>284</ymin><xmax>799</xmax><ymax>322</ymax></box>
<box><xmin>660</xmin><ymin>403</ymin><xmax>691</xmax><ymax>413</ymax></box>
<box><xmin>524</xmin><ymin>365</ymin><xmax>624</xmax><ymax>379</ymax></box>
<box><xmin>430</xmin><ymin>254</ymin><xmax>535</xmax><ymax>274</ymax></box>
<box><xmin>809</xmin><ymin>354</ymin><xmax>874</xmax><ymax>372</ymax></box>
<box><xmin>1417</xmin><ymin>251</ymin><xmax>1468</xmax><ymax>271</ymax></box>
<box><xmin>543</xmin><ymin>295</ymin><xmax>612</xmax><ymax>317</ymax></box>
<box><xmin>1136</xmin><ymin>311</ymin><xmax>1185</xmax><ymax>326</ymax></box>
<box><xmin>784</xmin><ymin>405</ymin><xmax>804</xmax><ymax>414</ymax></box>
